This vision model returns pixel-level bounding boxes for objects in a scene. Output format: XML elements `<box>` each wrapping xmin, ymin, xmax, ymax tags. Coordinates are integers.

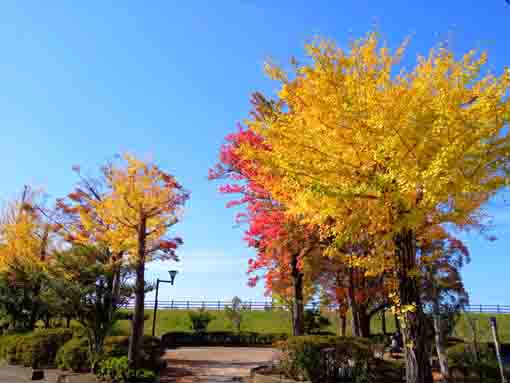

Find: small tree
<box><xmin>303</xmin><ymin>309</ymin><xmax>331</xmax><ymax>334</ymax></box>
<box><xmin>188</xmin><ymin>308</ymin><xmax>214</xmax><ymax>333</ymax></box>
<box><xmin>50</xmin><ymin>245</ymin><xmax>134</xmax><ymax>370</ymax></box>
<box><xmin>225</xmin><ymin>296</ymin><xmax>243</xmax><ymax>333</ymax></box>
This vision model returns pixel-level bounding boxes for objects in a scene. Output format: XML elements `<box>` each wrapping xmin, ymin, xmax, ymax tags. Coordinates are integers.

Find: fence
<box><xmin>126</xmin><ymin>300</ymin><xmax>510</xmax><ymax>314</ymax></box>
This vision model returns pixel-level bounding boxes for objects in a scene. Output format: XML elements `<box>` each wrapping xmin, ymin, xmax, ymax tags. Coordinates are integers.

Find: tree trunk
<box><xmin>29</xmin><ymin>282</ymin><xmax>41</xmax><ymax>330</ymax></box>
<box><xmin>339</xmin><ymin>313</ymin><xmax>347</xmax><ymax>337</ymax></box>
<box><xmin>395</xmin><ymin>312</ymin><xmax>401</xmax><ymax>334</ymax></box>
<box><xmin>290</xmin><ymin>252</ymin><xmax>304</xmax><ymax>336</ymax></box>
<box><xmin>128</xmin><ymin>216</ymin><xmax>147</xmax><ymax>369</ymax></box>
<box><xmin>381</xmin><ymin>310</ymin><xmax>387</xmax><ymax>335</ymax></box>
<box><xmin>347</xmin><ymin>268</ymin><xmax>361</xmax><ymax>337</ymax></box>
<box><xmin>110</xmin><ymin>253</ymin><xmax>122</xmax><ymax>313</ymax></box>
<box><xmin>395</xmin><ymin>229</ymin><xmax>433</xmax><ymax>383</ymax></box>
<box><xmin>432</xmin><ymin>300</ymin><xmax>450</xmax><ymax>383</ymax></box>
<box><xmin>358</xmin><ymin>308</ymin><xmax>371</xmax><ymax>338</ymax></box>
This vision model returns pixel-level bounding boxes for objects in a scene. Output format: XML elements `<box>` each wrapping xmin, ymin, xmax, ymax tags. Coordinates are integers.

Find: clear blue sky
<box><xmin>0</xmin><ymin>1</ymin><xmax>509</xmax><ymax>305</ymax></box>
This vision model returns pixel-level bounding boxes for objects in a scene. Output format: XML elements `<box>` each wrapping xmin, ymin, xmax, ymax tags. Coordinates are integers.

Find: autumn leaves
<box><xmin>211</xmin><ymin>33</ymin><xmax>510</xmax><ymax>383</ymax></box>
<box><xmin>0</xmin><ymin>154</ymin><xmax>188</xmax><ymax>367</ymax></box>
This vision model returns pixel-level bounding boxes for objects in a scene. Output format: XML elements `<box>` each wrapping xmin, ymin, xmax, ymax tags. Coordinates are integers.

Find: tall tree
<box><xmin>60</xmin><ymin>154</ymin><xmax>188</xmax><ymax>368</ymax></box>
<box><xmin>210</xmin><ymin>126</ymin><xmax>321</xmax><ymax>335</ymax></box>
<box><xmin>238</xmin><ymin>33</ymin><xmax>510</xmax><ymax>383</ymax></box>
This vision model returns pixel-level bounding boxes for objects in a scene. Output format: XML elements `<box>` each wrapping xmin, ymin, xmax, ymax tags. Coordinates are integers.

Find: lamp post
<box><xmin>151</xmin><ymin>270</ymin><xmax>178</xmax><ymax>337</ymax></box>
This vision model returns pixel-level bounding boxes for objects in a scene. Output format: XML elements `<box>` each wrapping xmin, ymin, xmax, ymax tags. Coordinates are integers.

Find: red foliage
<box><xmin>210</xmin><ymin>121</ymin><xmax>310</xmax><ymax>297</ymax></box>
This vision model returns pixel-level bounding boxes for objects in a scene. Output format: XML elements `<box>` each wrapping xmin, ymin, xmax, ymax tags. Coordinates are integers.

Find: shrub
<box><xmin>161</xmin><ymin>331</ymin><xmax>287</xmax><ymax>348</ymax></box>
<box><xmin>225</xmin><ymin>297</ymin><xmax>243</xmax><ymax>333</ymax></box>
<box><xmin>277</xmin><ymin>335</ymin><xmax>373</xmax><ymax>383</ymax></box>
<box><xmin>188</xmin><ymin>309</ymin><xmax>214</xmax><ymax>333</ymax></box>
<box><xmin>103</xmin><ymin>335</ymin><xmax>163</xmax><ymax>370</ymax></box>
<box><xmin>56</xmin><ymin>337</ymin><xmax>90</xmax><ymax>371</ymax></box>
<box><xmin>0</xmin><ymin>334</ymin><xmax>23</xmax><ymax>363</ymax></box>
<box><xmin>303</xmin><ymin>309</ymin><xmax>331</xmax><ymax>334</ymax></box>
<box><xmin>447</xmin><ymin>342</ymin><xmax>501</xmax><ymax>380</ymax></box>
<box><xmin>0</xmin><ymin>328</ymin><xmax>73</xmax><ymax>367</ymax></box>
<box><xmin>97</xmin><ymin>356</ymin><xmax>156</xmax><ymax>383</ymax></box>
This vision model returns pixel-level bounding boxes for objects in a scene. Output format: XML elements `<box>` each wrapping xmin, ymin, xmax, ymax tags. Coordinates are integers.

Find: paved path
<box><xmin>0</xmin><ymin>365</ymin><xmax>30</xmax><ymax>383</ymax></box>
<box><xmin>161</xmin><ymin>347</ymin><xmax>278</xmax><ymax>383</ymax></box>
<box><xmin>0</xmin><ymin>365</ymin><xmax>95</xmax><ymax>383</ymax></box>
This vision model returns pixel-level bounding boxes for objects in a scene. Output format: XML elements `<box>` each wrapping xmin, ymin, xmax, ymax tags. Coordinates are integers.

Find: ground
<box><xmin>161</xmin><ymin>347</ymin><xmax>278</xmax><ymax>382</ymax></box>
<box><xmin>0</xmin><ymin>365</ymin><xmax>95</xmax><ymax>383</ymax></box>
<box><xmin>0</xmin><ymin>347</ymin><xmax>276</xmax><ymax>383</ymax></box>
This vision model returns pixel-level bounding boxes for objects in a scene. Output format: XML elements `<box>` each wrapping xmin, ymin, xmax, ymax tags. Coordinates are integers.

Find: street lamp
<box><xmin>151</xmin><ymin>270</ymin><xmax>178</xmax><ymax>337</ymax></box>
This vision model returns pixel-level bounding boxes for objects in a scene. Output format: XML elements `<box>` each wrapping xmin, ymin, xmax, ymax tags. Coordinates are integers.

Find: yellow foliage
<box><xmin>70</xmin><ymin>154</ymin><xmax>187</xmax><ymax>266</ymax></box>
<box><xmin>241</xmin><ymin>32</ymin><xmax>510</xmax><ymax>273</ymax></box>
<box><xmin>0</xmin><ymin>188</ymin><xmax>53</xmax><ymax>273</ymax></box>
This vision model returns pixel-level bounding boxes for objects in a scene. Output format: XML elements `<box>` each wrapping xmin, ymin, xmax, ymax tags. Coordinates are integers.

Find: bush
<box><xmin>447</xmin><ymin>342</ymin><xmax>501</xmax><ymax>380</ymax></box>
<box><xmin>56</xmin><ymin>337</ymin><xmax>90</xmax><ymax>371</ymax></box>
<box><xmin>303</xmin><ymin>309</ymin><xmax>331</xmax><ymax>334</ymax></box>
<box><xmin>188</xmin><ymin>309</ymin><xmax>214</xmax><ymax>332</ymax></box>
<box><xmin>161</xmin><ymin>331</ymin><xmax>288</xmax><ymax>348</ymax></box>
<box><xmin>103</xmin><ymin>335</ymin><xmax>163</xmax><ymax>370</ymax></box>
<box><xmin>97</xmin><ymin>356</ymin><xmax>156</xmax><ymax>383</ymax></box>
<box><xmin>0</xmin><ymin>328</ymin><xmax>73</xmax><ymax>367</ymax></box>
<box><xmin>0</xmin><ymin>334</ymin><xmax>23</xmax><ymax>363</ymax></box>
<box><xmin>277</xmin><ymin>335</ymin><xmax>373</xmax><ymax>383</ymax></box>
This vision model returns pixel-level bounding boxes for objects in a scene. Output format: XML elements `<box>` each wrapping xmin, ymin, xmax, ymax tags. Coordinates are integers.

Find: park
<box><xmin>1</xmin><ymin>2</ymin><xmax>510</xmax><ymax>383</ymax></box>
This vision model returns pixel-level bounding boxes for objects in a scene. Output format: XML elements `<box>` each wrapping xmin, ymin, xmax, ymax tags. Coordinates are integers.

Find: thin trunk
<box><xmin>347</xmin><ymin>268</ymin><xmax>361</xmax><ymax>337</ymax></box>
<box><xmin>28</xmin><ymin>282</ymin><xmax>41</xmax><ymax>330</ymax></box>
<box><xmin>432</xmin><ymin>296</ymin><xmax>450</xmax><ymax>382</ymax></box>
<box><xmin>381</xmin><ymin>310</ymin><xmax>387</xmax><ymax>335</ymax></box>
<box><xmin>110</xmin><ymin>252</ymin><xmax>122</xmax><ymax>318</ymax></box>
<box><xmin>128</xmin><ymin>216</ymin><xmax>147</xmax><ymax>369</ymax></box>
<box><xmin>395</xmin><ymin>312</ymin><xmax>401</xmax><ymax>333</ymax></box>
<box><xmin>395</xmin><ymin>228</ymin><xmax>432</xmax><ymax>383</ymax></box>
<box><xmin>290</xmin><ymin>252</ymin><xmax>304</xmax><ymax>336</ymax></box>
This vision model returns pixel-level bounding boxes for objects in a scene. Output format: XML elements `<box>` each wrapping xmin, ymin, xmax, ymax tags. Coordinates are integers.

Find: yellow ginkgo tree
<box><xmin>239</xmin><ymin>33</ymin><xmax>510</xmax><ymax>383</ymax></box>
<box><xmin>64</xmin><ymin>154</ymin><xmax>189</xmax><ymax>368</ymax></box>
<box><xmin>0</xmin><ymin>186</ymin><xmax>57</xmax><ymax>328</ymax></box>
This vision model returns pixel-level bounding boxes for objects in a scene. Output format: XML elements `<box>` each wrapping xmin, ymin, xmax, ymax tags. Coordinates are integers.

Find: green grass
<box><xmin>114</xmin><ymin>309</ymin><xmax>293</xmax><ymax>337</ymax></box>
<box><xmin>114</xmin><ymin>309</ymin><xmax>510</xmax><ymax>343</ymax></box>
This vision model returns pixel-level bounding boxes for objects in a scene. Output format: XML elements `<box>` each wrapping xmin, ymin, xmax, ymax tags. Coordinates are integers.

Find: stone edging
<box><xmin>249</xmin><ymin>366</ymin><xmax>309</xmax><ymax>383</ymax></box>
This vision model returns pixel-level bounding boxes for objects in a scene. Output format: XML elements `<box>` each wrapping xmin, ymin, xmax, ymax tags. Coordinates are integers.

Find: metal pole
<box><xmin>489</xmin><ymin>317</ymin><xmax>507</xmax><ymax>383</ymax></box>
<box><xmin>152</xmin><ymin>279</ymin><xmax>160</xmax><ymax>337</ymax></box>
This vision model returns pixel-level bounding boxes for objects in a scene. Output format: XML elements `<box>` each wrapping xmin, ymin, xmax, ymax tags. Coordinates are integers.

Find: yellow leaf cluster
<box><xmin>243</xmin><ymin>32</ymin><xmax>510</xmax><ymax>252</ymax></box>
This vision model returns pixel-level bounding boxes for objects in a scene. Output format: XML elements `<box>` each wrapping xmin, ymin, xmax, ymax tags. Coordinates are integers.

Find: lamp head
<box><xmin>169</xmin><ymin>270</ymin><xmax>178</xmax><ymax>285</ymax></box>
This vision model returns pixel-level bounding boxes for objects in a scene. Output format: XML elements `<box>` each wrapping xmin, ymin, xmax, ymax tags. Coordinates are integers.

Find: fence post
<box><xmin>497</xmin><ymin>304</ymin><xmax>500</xmax><ymax>313</ymax></box>
<box><xmin>171</xmin><ymin>300</ymin><xmax>174</xmax><ymax>309</ymax></box>
<box><xmin>218</xmin><ymin>300</ymin><xmax>221</xmax><ymax>310</ymax></box>
<box><xmin>249</xmin><ymin>301</ymin><xmax>252</xmax><ymax>311</ymax></box>
<box><xmin>480</xmin><ymin>304</ymin><xmax>482</xmax><ymax>313</ymax></box>
<box><xmin>187</xmin><ymin>300</ymin><xmax>190</xmax><ymax>310</ymax></box>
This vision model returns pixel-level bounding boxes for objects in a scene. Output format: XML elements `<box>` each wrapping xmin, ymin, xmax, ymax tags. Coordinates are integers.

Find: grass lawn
<box><xmin>114</xmin><ymin>308</ymin><xmax>510</xmax><ymax>343</ymax></box>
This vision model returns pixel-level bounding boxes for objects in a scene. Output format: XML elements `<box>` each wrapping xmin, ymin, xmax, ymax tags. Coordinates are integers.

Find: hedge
<box><xmin>161</xmin><ymin>331</ymin><xmax>288</xmax><ymax>348</ymax></box>
<box><xmin>276</xmin><ymin>335</ymin><xmax>374</xmax><ymax>383</ymax></box>
<box><xmin>56</xmin><ymin>337</ymin><xmax>89</xmax><ymax>372</ymax></box>
<box><xmin>0</xmin><ymin>328</ymin><xmax>73</xmax><ymax>368</ymax></box>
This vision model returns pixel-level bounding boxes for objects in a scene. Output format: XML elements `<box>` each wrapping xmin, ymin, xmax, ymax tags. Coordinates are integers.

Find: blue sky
<box><xmin>0</xmin><ymin>1</ymin><xmax>509</xmax><ymax>304</ymax></box>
